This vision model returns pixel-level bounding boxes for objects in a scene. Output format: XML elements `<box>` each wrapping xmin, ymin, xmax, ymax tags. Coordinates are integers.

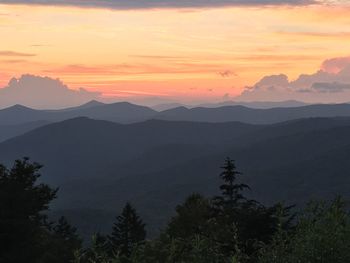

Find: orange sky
<box><xmin>1</xmin><ymin>2</ymin><xmax>350</xmax><ymax>102</ymax></box>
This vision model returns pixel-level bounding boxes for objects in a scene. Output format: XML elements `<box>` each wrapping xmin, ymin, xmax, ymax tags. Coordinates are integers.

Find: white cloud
<box><xmin>236</xmin><ymin>55</ymin><xmax>350</xmax><ymax>103</ymax></box>
<box><xmin>0</xmin><ymin>74</ymin><xmax>101</xmax><ymax>109</ymax></box>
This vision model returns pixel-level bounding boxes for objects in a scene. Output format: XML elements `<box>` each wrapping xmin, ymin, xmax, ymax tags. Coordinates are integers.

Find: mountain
<box><xmin>61</xmin><ymin>102</ymin><xmax>156</xmax><ymax>123</ymax></box>
<box><xmin>0</xmin><ymin>120</ymin><xmax>50</xmax><ymax>142</ymax></box>
<box><xmin>155</xmin><ymin>103</ymin><xmax>350</xmax><ymax>124</ymax></box>
<box><xmin>0</xmin><ymin>101</ymin><xmax>157</xmax><ymax>125</ymax></box>
<box><xmin>150</xmin><ymin>100</ymin><xmax>307</xmax><ymax>111</ymax></box>
<box><xmin>55</xmin><ymin>100</ymin><xmax>106</xmax><ymax>111</ymax></box>
<box><xmin>151</xmin><ymin>103</ymin><xmax>185</xmax><ymax>111</ymax></box>
<box><xmin>197</xmin><ymin>100</ymin><xmax>308</xmax><ymax>109</ymax></box>
<box><xmin>3</xmin><ymin>101</ymin><xmax>350</xmax><ymax>127</ymax></box>
<box><xmin>0</xmin><ymin>117</ymin><xmax>258</xmax><ymax>184</ymax></box>
<box><xmin>0</xmin><ymin>105</ymin><xmax>49</xmax><ymax>125</ymax></box>
<box><xmin>0</xmin><ymin>117</ymin><xmax>350</xmax><ymax>237</ymax></box>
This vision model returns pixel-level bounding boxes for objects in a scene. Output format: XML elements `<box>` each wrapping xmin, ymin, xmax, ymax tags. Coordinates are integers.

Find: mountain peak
<box><xmin>5</xmin><ymin>104</ymin><xmax>34</xmax><ymax>111</ymax></box>
<box><xmin>79</xmin><ymin>100</ymin><xmax>105</xmax><ymax>109</ymax></box>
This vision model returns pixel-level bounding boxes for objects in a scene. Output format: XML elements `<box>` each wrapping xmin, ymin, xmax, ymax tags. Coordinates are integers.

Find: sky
<box><xmin>1</xmin><ymin>0</ymin><xmax>350</xmax><ymax>107</ymax></box>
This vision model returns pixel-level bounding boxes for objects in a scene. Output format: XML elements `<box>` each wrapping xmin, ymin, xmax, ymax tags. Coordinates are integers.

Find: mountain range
<box><xmin>152</xmin><ymin>100</ymin><xmax>308</xmax><ymax>111</ymax></box>
<box><xmin>1</xmin><ymin>100</ymin><xmax>350</xmax><ymax>128</ymax></box>
<box><xmin>0</xmin><ymin>113</ymin><xmax>349</xmax><ymax>237</ymax></box>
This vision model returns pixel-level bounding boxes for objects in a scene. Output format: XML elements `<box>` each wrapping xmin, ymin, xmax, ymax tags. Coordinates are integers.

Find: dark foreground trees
<box><xmin>1</xmin><ymin>158</ymin><xmax>349</xmax><ymax>263</ymax></box>
<box><xmin>74</xmin><ymin>203</ymin><xmax>146</xmax><ymax>263</ymax></box>
<box><xmin>259</xmin><ymin>197</ymin><xmax>350</xmax><ymax>263</ymax></box>
<box><xmin>0</xmin><ymin>158</ymin><xmax>81</xmax><ymax>263</ymax></box>
<box><xmin>109</xmin><ymin>202</ymin><xmax>146</xmax><ymax>258</ymax></box>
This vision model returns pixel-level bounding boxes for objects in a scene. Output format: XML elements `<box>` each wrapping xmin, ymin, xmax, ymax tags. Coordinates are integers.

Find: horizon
<box><xmin>0</xmin><ymin>95</ymin><xmax>344</xmax><ymax>111</ymax></box>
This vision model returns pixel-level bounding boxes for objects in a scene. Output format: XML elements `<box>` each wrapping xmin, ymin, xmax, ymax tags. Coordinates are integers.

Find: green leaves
<box><xmin>259</xmin><ymin>197</ymin><xmax>350</xmax><ymax>263</ymax></box>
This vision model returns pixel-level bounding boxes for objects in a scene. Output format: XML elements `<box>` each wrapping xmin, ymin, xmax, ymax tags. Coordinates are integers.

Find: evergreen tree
<box><xmin>0</xmin><ymin>158</ymin><xmax>58</xmax><ymax>263</ymax></box>
<box><xmin>215</xmin><ymin>157</ymin><xmax>250</xmax><ymax>209</ymax></box>
<box><xmin>213</xmin><ymin>158</ymin><xmax>294</xmax><ymax>257</ymax></box>
<box><xmin>109</xmin><ymin>202</ymin><xmax>146</xmax><ymax>258</ymax></box>
<box><xmin>53</xmin><ymin>216</ymin><xmax>80</xmax><ymax>243</ymax></box>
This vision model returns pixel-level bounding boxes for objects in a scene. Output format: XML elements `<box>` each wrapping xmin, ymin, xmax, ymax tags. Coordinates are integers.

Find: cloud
<box><xmin>311</xmin><ymin>82</ymin><xmax>350</xmax><ymax>93</ymax></box>
<box><xmin>276</xmin><ymin>31</ymin><xmax>350</xmax><ymax>39</ymax></box>
<box><xmin>236</xmin><ymin>55</ymin><xmax>350</xmax><ymax>103</ymax></box>
<box><xmin>321</xmin><ymin>56</ymin><xmax>350</xmax><ymax>74</ymax></box>
<box><xmin>130</xmin><ymin>55</ymin><xmax>186</xmax><ymax>60</ymax></box>
<box><xmin>44</xmin><ymin>62</ymin><xmax>234</xmax><ymax>76</ymax></box>
<box><xmin>223</xmin><ymin>93</ymin><xmax>231</xmax><ymax>100</ymax></box>
<box><xmin>0</xmin><ymin>59</ymin><xmax>27</xmax><ymax>64</ymax></box>
<box><xmin>0</xmin><ymin>50</ymin><xmax>36</xmax><ymax>57</ymax></box>
<box><xmin>0</xmin><ymin>74</ymin><xmax>101</xmax><ymax>109</ymax></box>
<box><xmin>218</xmin><ymin>70</ymin><xmax>236</xmax><ymax>78</ymax></box>
<box><xmin>0</xmin><ymin>0</ymin><xmax>317</xmax><ymax>9</ymax></box>
<box><xmin>255</xmin><ymin>74</ymin><xmax>289</xmax><ymax>87</ymax></box>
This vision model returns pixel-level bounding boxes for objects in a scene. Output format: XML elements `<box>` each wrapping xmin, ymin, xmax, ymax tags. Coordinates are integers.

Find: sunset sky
<box><xmin>1</xmin><ymin>0</ymin><xmax>350</xmax><ymax>105</ymax></box>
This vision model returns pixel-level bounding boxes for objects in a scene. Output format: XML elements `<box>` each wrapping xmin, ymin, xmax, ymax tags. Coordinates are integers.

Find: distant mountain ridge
<box><xmin>0</xmin><ymin>116</ymin><xmax>350</xmax><ymax>237</ymax></box>
<box><xmin>156</xmin><ymin>103</ymin><xmax>350</xmax><ymax>124</ymax></box>
<box><xmin>0</xmin><ymin>120</ymin><xmax>50</xmax><ymax>142</ymax></box>
<box><xmin>151</xmin><ymin>100</ymin><xmax>308</xmax><ymax>111</ymax></box>
<box><xmin>3</xmin><ymin>101</ymin><xmax>350</xmax><ymax>142</ymax></box>
<box><xmin>0</xmin><ymin>101</ymin><xmax>156</xmax><ymax>125</ymax></box>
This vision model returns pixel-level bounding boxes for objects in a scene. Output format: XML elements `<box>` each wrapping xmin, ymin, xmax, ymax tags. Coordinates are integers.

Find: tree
<box><xmin>74</xmin><ymin>233</ymin><xmax>111</xmax><ymax>263</ymax></box>
<box><xmin>38</xmin><ymin>216</ymin><xmax>82</xmax><ymax>263</ymax></box>
<box><xmin>0</xmin><ymin>158</ymin><xmax>58</xmax><ymax>263</ymax></box>
<box><xmin>259</xmin><ymin>197</ymin><xmax>350</xmax><ymax>263</ymax></box>
<box><xmin>213</xmin><ymin>158</ymin><xmax>294</xmax><ymax>257</ymax></box>
<box><xmin>167</xmin><ymin>194</ymin><xmax>213</xmax><ymax>239</ymax></box>
<box><xmin>109</xmin><ymin>202</ymin><xmax>146</xmax><ymax>258</ymax></box>
<box><xmin>215</xmin><ymin>157</ymin><xmax>250</xmax><ymax>209</ymax></box>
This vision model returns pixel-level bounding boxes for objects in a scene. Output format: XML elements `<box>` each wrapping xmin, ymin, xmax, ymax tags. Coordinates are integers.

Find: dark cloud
<box><xmin>311</xmin><ymin>82</ymin><xmax>350</xmax><ymax>93</ymax></box>
<box><xmin>0</xmin><ymin>51</ymin><xmax>36</xmax><ymax>57</ymax></box>
<box><xmin>0</xmin><ymin>0</ymin><xmax>316</xmax><ymax>9</ymax></box>
<box><xmin>0</xmin><ymin>74</ymin><xmax>101</xmax><ymax>109</ymax></box>
<box><xmin>218</xmin><ymin>70</ymin><xmax>236</xmax><ymax>78</ymax></box>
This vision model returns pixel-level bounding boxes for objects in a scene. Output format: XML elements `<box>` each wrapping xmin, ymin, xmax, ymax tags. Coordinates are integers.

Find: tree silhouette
<box><xmin>109</xmin><ymin>202</ymin><xmax>146</xmax><ymax>258</ymax></box>
<box><xmin>39</xmin><ymin>216</ymin><xmax>82</xmax><ymax>263</ymax></box>
<box><xmin>167</xmin><ymin>193</ymin><xmax>213</xmax><ymax>239</ymax></box>
<box><xmin>215</xmin><ymin>157</ymin><xmax>250</xmax><ymax>209</ymax></box>
<box><xmin>0</xmin><ymin>158</ymin><xmax>58</xmax><ymax>263</ymax></box>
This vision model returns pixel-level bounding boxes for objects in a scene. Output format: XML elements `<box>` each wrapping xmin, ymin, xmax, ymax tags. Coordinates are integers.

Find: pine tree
<box><xmin>216</xmin><ymin>157</ymin><xmax>250</xmax><ymax>209</ymax></box>
<box><xmin>53</xmin><ymin>216</ymin><xmax>82</xmax><ymax>257</ymax></box>
<box><xmin>109</xmin><ymin>202</ymin><xmax>146</xmax><ymax>258</ymax></box>
<box><xmin>53</xmin><ymin>216</ymin><xmax>80</xmax><ymax>242</ymax></box>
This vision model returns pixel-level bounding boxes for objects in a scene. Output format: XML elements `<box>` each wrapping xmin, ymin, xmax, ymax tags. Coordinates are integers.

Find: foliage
<box><xmin>259</xmin><ymin>197</ymin><xmax>350</xmax><ymax>263</ymax></box>
<box><xmin>215</xmin><ymin>157</ymin><xmax>250</xmax><ymax>209</ymax></box>
<box><xmin>0</xmin><ymin>158</ymin><xmax>81</xmax><ymax>263</ymax></box>
<box><xmin>108</xmin><ymin>202</ymin><xmax>146</xmax><ymax>259</ymax></box>
<box><xmin>1</xmin><ymin>157</ymin><xmax>349</xmax><ymax>263</ymax></box>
